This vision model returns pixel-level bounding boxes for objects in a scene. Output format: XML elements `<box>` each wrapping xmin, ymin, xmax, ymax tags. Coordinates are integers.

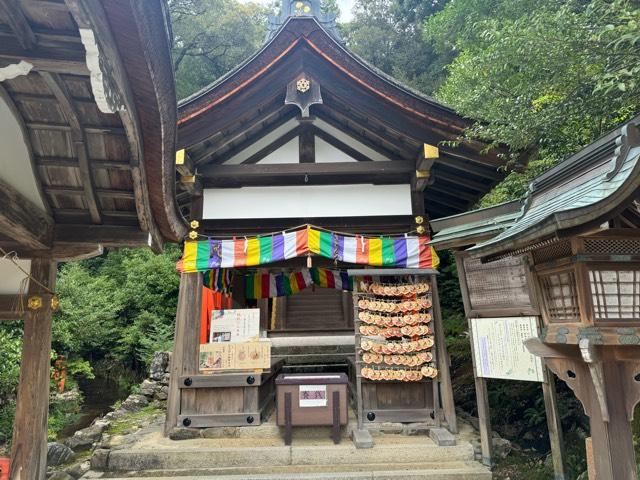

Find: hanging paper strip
<box><xmin>245</xmin><ymin>268</ymin><xmax>354</xmax><ymax>300</ymax></box>
<box><xmin>203</xmin><ymin>269</ymin><xmax>234</xmax><ymax>295</ymax></box>
<box><xmin>177</xmin><ymin>225</ymin><xmax>439</xmax><ymax>274</ymax></box>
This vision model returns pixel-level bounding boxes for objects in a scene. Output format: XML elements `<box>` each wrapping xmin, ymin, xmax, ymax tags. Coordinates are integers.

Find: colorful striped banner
<box><xmin>203</xmin><ymin>269</ymin><xmax>234</xmax><ymax>295</ymax></box>
<box><xmin>245</xmin><ymin>268</ymin><xmax>353</xmax><ymax>300</ymax></box>
<box><xmin>177</xmin><ymin>225</ymin><xmax>439</xmax><ymax>273</ymax></box>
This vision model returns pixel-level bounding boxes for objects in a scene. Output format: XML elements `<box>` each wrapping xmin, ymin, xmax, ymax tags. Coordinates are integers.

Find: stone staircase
<box><xmin>81</xmin><ymin>434</ymin><xmax>492</xmax><ymax>480</ymax></box>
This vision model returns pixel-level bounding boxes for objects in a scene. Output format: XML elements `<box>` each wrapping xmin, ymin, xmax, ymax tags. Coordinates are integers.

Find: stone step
<box><xmin>105</xmin><ymin>440</ymin><xmax>476</xmax><ymax>472</ymax></box>
<box><xmin>88</xmin><ymin>460</ymin><xmax>492</xmax><ymax>479</ymax></box>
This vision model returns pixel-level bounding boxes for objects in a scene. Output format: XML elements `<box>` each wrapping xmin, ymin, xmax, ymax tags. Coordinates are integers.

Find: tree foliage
<box><xmin>424</xmin><ymin>0</ymin><xmax>640</xmax><ymax>205</ymax></box>
<box><xmin>169</xmin><ymin>0</ymin><xmax>270</xmax><ymax>99</ymax></box>
<box><xmin>343</xmin><ymin>0</ymin><xmax>449</xmax><ymax>95</ymax></box>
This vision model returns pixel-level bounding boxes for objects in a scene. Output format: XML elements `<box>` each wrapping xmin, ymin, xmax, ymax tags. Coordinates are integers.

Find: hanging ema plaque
<box><xmin>470</xmin><ymin>316</ymin><xmax>545</xmax><ymax>382</ymax></box>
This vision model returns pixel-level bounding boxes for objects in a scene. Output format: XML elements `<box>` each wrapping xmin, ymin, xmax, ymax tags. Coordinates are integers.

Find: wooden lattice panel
<box><xmin>539</xmin><ymin>269</ymin><xmax>580</xmax><ymax>323</ymax></box>
<box><xmin>584</xmin><ymin>239</ymin><xmax>640</xmax><ymax>255</ymax></box>
<box><xmin>589</xmin><ymin>269</ymin><xmax>640</xmax><ymax>322</ymax></box>
<box><xmin>464</xmin><ymin>255</ymin><xmax>533</xmax><ymax>312</ymax></box>
<box><xmin>531</xmin><ymin>241</ymin><xmax>572</xmax><ymax>264</ymax></box>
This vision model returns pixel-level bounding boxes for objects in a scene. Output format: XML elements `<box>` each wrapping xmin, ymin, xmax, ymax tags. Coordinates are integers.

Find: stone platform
<box><xmin>79</xmin><ymin>410</ymin><xmax>491</xmax><ymax>480</ymax></box>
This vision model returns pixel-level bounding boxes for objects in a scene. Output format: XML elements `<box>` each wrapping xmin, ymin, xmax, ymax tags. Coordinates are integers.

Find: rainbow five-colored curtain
<box><xmin>245</xmin><ymin>268</ymin><xmax>353</xmax><ymax>300</ymax></box>
<box><xmin>178</xmin><ymin>225</ymin><xmax>439</xmax><ymax>274</ymax></box>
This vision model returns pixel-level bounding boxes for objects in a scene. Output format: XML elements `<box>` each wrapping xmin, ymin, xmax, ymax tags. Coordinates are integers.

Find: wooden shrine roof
<box><xmin>0</xmin><ymin>0</ymin><xmax>186</xmax><ymax>256</ymax></box>
<box><xmin>434</xmin><ymin>116</ymin><xmax>640</xmax><ymax>258</ymax></box>
<box><xmin>176</xmin><ymin>15</ymin><xmax>509</xmax><ymax>220</ymax></box>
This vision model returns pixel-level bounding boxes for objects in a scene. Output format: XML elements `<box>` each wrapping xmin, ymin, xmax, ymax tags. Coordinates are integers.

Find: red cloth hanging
<box><xmin>200</xmin><ymin>286</ymin><xmax>215</xmax><ymax>344</ymax></box>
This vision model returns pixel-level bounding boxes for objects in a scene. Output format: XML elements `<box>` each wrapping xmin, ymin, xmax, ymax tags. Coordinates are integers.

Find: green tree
<box><xmin>169</xmin><ymin>0</ymin><xmax>270</xmax><ymax>99</ymax></box>
<box><xmin>424</xmin><ymin>0</ymin><xmax>640</xmax><ymax>205</ymax></box>
<box><xmin>343</xmin><ymin>0</ymin><xmax>448</xmax><ymax>95</ymax></box>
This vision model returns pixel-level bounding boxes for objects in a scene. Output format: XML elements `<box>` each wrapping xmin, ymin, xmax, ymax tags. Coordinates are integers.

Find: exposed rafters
<box><xmin>0</xmin><ymin>35</ymin><xmax>87</xmax><ymax>75</ymax></box>
<box><xmin>40</xmin><ymin>72</ymin><xmax>102</xmax><ymax>224</ymax></box>
<box><xmin>0</xmin><ymin>0</ymin><xmax>37</xmax><ymax>50</ymax></box>
<box><xmin>197</xmin><ymin>108</ymin><xmax>298</xmax><ymax>165</ymax></box>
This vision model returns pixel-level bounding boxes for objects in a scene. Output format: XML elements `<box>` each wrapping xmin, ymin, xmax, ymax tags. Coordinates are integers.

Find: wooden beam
<box><xmin>36</xmin><ymin>156</ymin><xmax>132</xmax><ymax>170</ymax></box>
<box><xmin>40</xmin><ymin>72</ymin><xmax>101</xmax><ymax>223</ymax></box>
<box><xmin>11</xmin><ymin>258</ymin><xmax>56</xmax><ymax>480</ymax></box>
<box><xmin>435</xmin><ymin>170</ymin><xmax>492</xmax><ymax>192</ymax></box>
<box><xmin>0</xmin><ymin>0</ymin><xmax>37</xmax><ymax>50</ymax></box>
<box><xmin>191</xmin><ymin>104</ymin><xmax>297</xmax><ymax>164</ymax></box>
<box><xmin>314</xmin><ymin>107</ymin><xmax>414</xmax><ymax>160</ymax></box>
<box><xmin>26</xmin><ymin>122</ymin><xmax>126</xmax><ymax>135</ymax></box>
<box><xmin>424</xmin><ymin>193</ymin><xmax>468</xmax><ymax>213</ymax></box>
<box><xmin>299</xmin><ymin>123</ymin><xmax>315</xmax><ymax>163</ymax></box>
<box><xmin>201</xmin><ymin>110</ymin><xmax>299</xmax><ymax>166</ymax></box>
<box><xmin>242</xmin><ymin>126</ymin><xmax>303</xmax><ymax>165</ymax></box>
<box><xmin>312</xmin><ymin>126</ymin><xmax>376</xmax><ymax>162</ymax></box>
<box><xmin>0</xmin><ymin>177</ymin><xmax>53</xmax><ymax>250</ymax></box>
<box><xmin>201</xmin><ymin>160</ymin><xmax>414</xmax><ymax>185</ymax></box>
<box><xmin>0</xmin><ymin>36</ymin><xmax>87</xmax><ymax>75</ymax></box>
<box><xmin>429</xmin><ymin>184</ymin><xmax>478</xmax><ymax>202</ymax></box>
<box><xmin>53</xmin><ymin>224</ymin><xmax>149</xmax><ymax>247</ymax></box>
<box><xmin>438</xmin><ymin>154</ymin><xmax>502</xmax><ymax>181</ymax></box>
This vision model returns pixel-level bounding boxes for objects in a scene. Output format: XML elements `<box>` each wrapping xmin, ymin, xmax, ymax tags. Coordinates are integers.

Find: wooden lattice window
<box><xmin>589</xmin><ymin>268</ymin><xmax>640</xmax><ymax>322</ymax></box>
<box><xmin>538</xmin><ymin>270</ymin><xmax>580</xmax><ymax>323</ymax></box>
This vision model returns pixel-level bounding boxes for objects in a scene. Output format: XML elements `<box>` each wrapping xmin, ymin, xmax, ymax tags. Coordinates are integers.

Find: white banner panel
<box><xmin>470</xmin><ymin>316</ymin><xmax>544</xmax><ymax>382</ymax></box>
<box><xmin>202</xmin><ymin>184</ymin><xmax>412</xmax><ymax>220</ymax></box>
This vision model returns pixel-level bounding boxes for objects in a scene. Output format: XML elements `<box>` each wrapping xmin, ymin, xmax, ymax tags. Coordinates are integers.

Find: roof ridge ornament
<box><xmin>267</xmin><ymin>0</ymin><xmax>341</xmax><ymax>42</ymax></box>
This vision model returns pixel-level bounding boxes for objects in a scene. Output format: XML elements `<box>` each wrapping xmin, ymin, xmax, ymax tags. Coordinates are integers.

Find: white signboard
<box><xmin>470</xmin><ymin>316</ymin><xmax>544</xmax><ymax>382</ymax></box>
<box><xmin>299</xmin><ymin>385</ymin><xmax>328</xmax><ymax>408</ymax></box>
<box><xmin>210</xmin><ymin>309</ymin><xmax>260</xmax><ymax>343</ymax></box>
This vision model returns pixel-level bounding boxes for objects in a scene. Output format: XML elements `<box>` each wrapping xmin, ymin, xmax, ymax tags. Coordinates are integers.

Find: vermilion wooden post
<box><xmin>10</xmin><ymin>258</ymin><xmax>57</xmax><ymax>480</ymax></box>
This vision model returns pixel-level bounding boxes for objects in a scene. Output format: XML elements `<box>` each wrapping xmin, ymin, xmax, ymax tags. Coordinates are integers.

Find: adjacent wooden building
<box><xmin>0</xmin><ymin>1</ymin><xmax>186</xmax><ymax>478</ymax></box>
<box><xmin>432</xmin><ymin>115</ymin><xmax>640</xmax><ymax>479</ymax></box>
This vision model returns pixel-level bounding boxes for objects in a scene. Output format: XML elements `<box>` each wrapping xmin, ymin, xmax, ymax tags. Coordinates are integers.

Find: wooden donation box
<box><xmin>178</xmin><ymin>309</ymin><xmax>278</xmax><ymax>428</ymax></box>
<box><xmin>276</xmin><ymin>373</ymin><xmax>349</xmax><ymax>445</ymax></box>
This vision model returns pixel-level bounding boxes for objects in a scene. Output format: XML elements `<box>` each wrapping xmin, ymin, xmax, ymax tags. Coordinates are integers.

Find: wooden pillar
<box><xmin>10</xmin><ymin>258</ymin><xmax>57</xmax><ymax>480</ymax></box>
<box><xmin>164</xmin><ymin>272</ymin><xmax>203</xmax><ymax>435</ymax></box>
<box><xmin>527</xmin><ymin>339</ymin><xmax>640</xmax><ymax>480</ymax></box>
<box><xmin>431</xmin><ymin>277</ymin><xmax>457</xmax><ymax>433</ymax></box>
<box><xmin>542</xmin><ymin>369</ymin><xmax>567</xmax><ymax>480</ymax></box>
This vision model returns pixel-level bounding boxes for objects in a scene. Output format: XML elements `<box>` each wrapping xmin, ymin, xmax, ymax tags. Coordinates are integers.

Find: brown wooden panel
<box><xmin>464</xmin><ymin>255</ymin><xmax>536</xmax><ymax>314</ymax></box>
<box><xmin>374</xmin><ymin>382</ymin><xmax>428</xmax><ymax>409</ymax></box>
<box><xmin>284</xmin><ymin>288</ymin><xmax>350</xmax><ymax>331</ymax></box>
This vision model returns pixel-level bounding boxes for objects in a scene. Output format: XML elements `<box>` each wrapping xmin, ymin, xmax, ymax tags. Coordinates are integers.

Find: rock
<box><xmin>104</xmin><ymin>409</ymin><xmax>127</xmax><ymax>421</ymax></box>
<box><xmin>139</xmin><ymin>379</ymin><xmax>160</xmax><ymax>398</ymax></box>
<box><xmin>120</xmin><ymin>394</ymin><xmax>148</xmax><ymax>412</ymax></box>
<box><xmin>149</xmin><ymin>352</ymin><xmax>170</xmax><ymax>381</ymax></box>
<box><xmin>90</xmin><ymin>449</ymin><xmax>110</xmax><ymax>471</ymax></box>
<box><xmin>49</xmin><ymin>473</ymin><xmax>74</xmax><ymax>480</ymax></box>
<box><xmin>66</xmin><ymin>460</ymin><xmax>90</xmax><ymax>479</ymax></box>
<box><xmin>47</xmin><ymin>442</ymin><xmax>74</xmax><ymax>466</ymax></box>
<box><xmin>403</xmin><ymin>423</ymin><xmax>430</xmax><ymax>436</ymax></box>
<box><xmin>64</xmin><ymin>424</ymin><xmax>106</xmax><ymax>452</ymax></box>
<box><xmin>169</xmin><ymin>427</ymin><xmax>201</xmax><ymax>441</ymax></box>
<box><xmin>154</xmin><ymin>385</ymin><xmax>169</xmax><ymax>401</ymax></box>
<box><xmin>492</xmin><ymin>437</ymin><xmax>512</xmax><ymax>459</ymax></box>
<box><xmin>100</xmin><ymin>434</ymin><xmax>134</xmax><ymax>449</ymax></box>
<box><xmin>161</xmin><ymin>372</ymin><xmax>171</xmax><ymax>386</ymax></box>
<box><xmin>202</xmin><ymin>427</ymin><xmax>240</xmax><ymax>439</ymax></box>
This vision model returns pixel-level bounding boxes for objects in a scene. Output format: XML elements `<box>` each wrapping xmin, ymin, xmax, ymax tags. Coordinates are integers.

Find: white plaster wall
<box><xmin>315</xmin><ymin>137</ymin><xmax>357</xmax><ymax>163</ymax></box>
<box><xmin>225</xmin><ymin>119</ymin><xmax>299</xmax><ymax>164</ymax></box>
<box><xmin>315</xmin><ymin>119</ymin><xmax>392</xmax><ymax>162</ymax></box>
<box><xmin>203</xmin><ymin>184</ymin><xmax>412</xmax><ymax>219</ymax></box>
<box><xmin>257</xmin><ymin>138</ymin><xmax>299</xmax><ymax>164</ymax></box>
<box><xmin>0</xmin><ymin>259</ymin><xmax>31</xmax><ymax>295</ymax></box>
<box><xmin>0</xmin><ymin>96</ymin><xmax>46</xmax><ymax>210</ymax></box>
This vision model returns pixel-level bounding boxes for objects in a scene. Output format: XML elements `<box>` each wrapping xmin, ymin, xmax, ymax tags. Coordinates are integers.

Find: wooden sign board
<box><xmin>199</xmin><ymin>340</ymin><xmax>271</xmax><ymax>372</ymax></box>
<box><xmin>210</xmin><ymin>309</ymin><xmax>260</xmax><ymax>343</ymax></box>
<box><xmin>470</xmin><ymin>316</ymin><xmax>544</xmax><ymax>382</ymax></box>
